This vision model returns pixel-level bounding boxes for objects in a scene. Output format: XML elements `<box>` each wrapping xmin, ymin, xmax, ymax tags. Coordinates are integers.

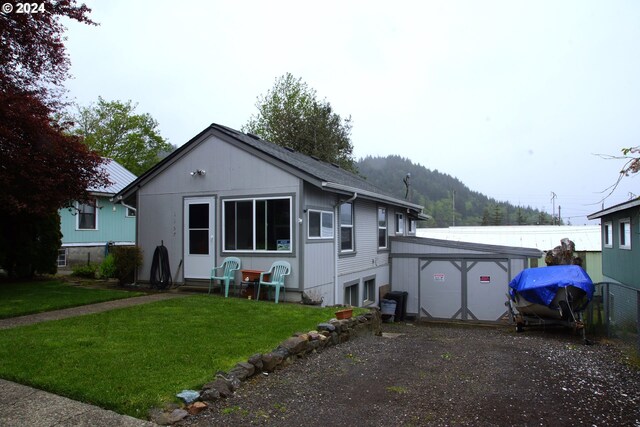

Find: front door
<box><xmin>184</xmin><ymin>197</ymin><xmax>215</xmax><ymax>279</ymax></box>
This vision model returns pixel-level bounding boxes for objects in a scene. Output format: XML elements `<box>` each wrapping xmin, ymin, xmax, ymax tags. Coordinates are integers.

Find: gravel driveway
<box><xmin>180</xmin><ymin>322</ymin><xmax>640</xmax><ymax>427</ymax></box>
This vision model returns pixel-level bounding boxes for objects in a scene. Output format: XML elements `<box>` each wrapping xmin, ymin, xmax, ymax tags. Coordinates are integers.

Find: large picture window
<box><xmin>77</xmin><ymin>200</ymin><xmax>97</xmax><ymax>230</ymax></box>
<box><xmin>308</xmin><ymin>209</ymin><xmax>334</xmax><ymax>239</ymax></box>
<box><xmin>340</xmin><ymin>202</ymin><xmax>353</xmax><ymax>252</ymax></box>
<box><xmin>224</xmin><ymin>197</ymin><xmax>292</xmax><ymax>252</ymax></box>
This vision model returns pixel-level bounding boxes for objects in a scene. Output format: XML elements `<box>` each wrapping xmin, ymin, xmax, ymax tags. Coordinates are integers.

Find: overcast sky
<box><xmin>62</xmin><ymin>0</ymin><xmax>640</xmax><ymax>225</ymax></box>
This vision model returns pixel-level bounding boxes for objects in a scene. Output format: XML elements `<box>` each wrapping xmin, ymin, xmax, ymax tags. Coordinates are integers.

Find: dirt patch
<box><xmin>180</xmin><ymin>322</ymin><xmax>640</xmax><ymax>426</ymax></box>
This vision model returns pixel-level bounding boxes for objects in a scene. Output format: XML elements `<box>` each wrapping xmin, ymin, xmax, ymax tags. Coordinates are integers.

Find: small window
<box><xmin>77</xmin><ymin>200</ymin><xmax>97</xmax><ymax>230</ymax></box>
<box><xmin>395</xmin><ymin>213</ymin><xmax>404</xmax><ymax>234</ymax></box>
<box><xmin>344</xmin><ymin>282</ymin><xmax>358</xmax><ymax>306</ymax></box>
<box><xmin>126</xmin><ymin>207</ymin><xmax>136</xmax><ymax>217</ymax></box>
<box><xmin>57</xmin><ymin>248</ymin><xmax>67</xmax><ymax>267</ymax></box>
<box><xmin>408</xmin><ymin>219</ymin><xmax>416</xmax><ymax>234</ymax></box>
<box><xmin>308</xmin><ymin>210</ymin><xmax>334</xmax><ymax>239</ymax></box>
<box><xmin>363</xmin><ymin>277</ymin><xmax>376</xmax><ymax>304</ymax></box>
<box><xmin>603</xmin><ymin>222</ymin><xmax>612</xmax><ymax>248</ymax></box>
<box><xmin>340</xmin><ymin>202</ymin><xmax>354</xmax><ymax>252</ymax></box>
<box><xmin>619</xmin><ymin>218</ymin><xmax>631</xmax><ymax>250</ymax></box>
<box><xmin>378</xmin><ymin>207</ymin><xmax>387</xmax><ymax>249</ymax></box>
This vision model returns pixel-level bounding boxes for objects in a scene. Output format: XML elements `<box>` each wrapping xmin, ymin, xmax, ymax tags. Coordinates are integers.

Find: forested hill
<box><xmin>356</xmin><ymin>155</ymin><xmax>554</xmax><ymax>227</ymax></box>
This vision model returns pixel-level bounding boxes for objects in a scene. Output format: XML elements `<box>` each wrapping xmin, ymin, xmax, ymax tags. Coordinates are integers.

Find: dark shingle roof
<box><xmin>212</xmin><ymin>123</ymin><xmax>390</xmax><ymax>195</ymax></box>
<box><xmin>116</xmin><ymin>123</ymin><xmax>425</xmax><ymax>214</ymax></box>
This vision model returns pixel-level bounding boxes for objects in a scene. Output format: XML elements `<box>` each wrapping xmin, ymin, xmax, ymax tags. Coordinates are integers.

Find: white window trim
<box><xmin>308</xmin><ymin>209</ymin><xmax>334</xmax><ymax>240</ymax></box>
<box><xmin>343</xmin><ymin>280</ymin><xmax>359</xmax><ymax>306</ymax></box>
<box><xmin>57</xmin><ymin>248</ymin><xmax>67</xmax><ymax>267</ymax></box>
<box><xmin>395</xmin><ymin>212</ymin><xmax>404</xmax><ymax>234</ymax></box>
<box><xmin>378</xmin><ymin>207</ymin><xmax>387</xmax><ymax>249</ymax></box>
<box><xmin>604</xmin><ymin>221</ymin><xmax>612</xmax><ymax>248</ymax></box>
<box><xmin>408</xmin><ymin>219</ymin><xmax>416</xmax><ymax>234</ymax></box>
<box><xmin>619</xmin><ymin>218</ymin><xmax>631</xmax><ymax>250</ymax></box>
<box><xmin>126</xmin><ymin>207</ymin><xmax>136</xmax><ymax>218</ymax></box>
<box><xmin>222</xmin><ymin>196</ymin><xmax>293</xmax><ymax>253</ymax></box>
<box><xmin>363</xmin><ymin>276</ymin><xmax>376</xmax><ymax>306</ymax></box>
<box><xmin>340</xmin><ymin>202</ymin><xmax>354</xmax><ymax>253</ymax></box>
<box><xmin>76</xmin><ymin>199</ymin><xmax>98</xmax><ymax>231</ymax></box>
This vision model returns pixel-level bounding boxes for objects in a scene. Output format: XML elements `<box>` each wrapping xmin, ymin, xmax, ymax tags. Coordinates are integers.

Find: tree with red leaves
<box><xmin>0</xmin><ymin>1</ymin><xmax>110</xmax><ymax>277</ymax></box>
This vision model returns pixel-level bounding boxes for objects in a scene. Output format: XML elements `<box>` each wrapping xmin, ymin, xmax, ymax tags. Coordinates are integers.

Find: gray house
<box><xmin>114</xmin><ymin>123</ymin><xmax>427</xmax><ymax>306</ymax></box>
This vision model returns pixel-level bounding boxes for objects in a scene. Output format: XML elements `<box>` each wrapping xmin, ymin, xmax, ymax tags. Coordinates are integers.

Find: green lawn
<box><xmin>0</xmin><ymin>296</ymin><xmax>362</xmax><ymax>418</ymax></box>
<box><xmin>0</xmin><ymin>280</ymin><xmax>144</xmax><ymax>319</ymax></box>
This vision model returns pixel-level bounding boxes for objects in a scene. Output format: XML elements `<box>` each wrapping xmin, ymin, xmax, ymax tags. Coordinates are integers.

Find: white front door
<box><xmin>184</xmin><ymin>197</ymin><xmax>215</xmax><ymax>279</ymax></box>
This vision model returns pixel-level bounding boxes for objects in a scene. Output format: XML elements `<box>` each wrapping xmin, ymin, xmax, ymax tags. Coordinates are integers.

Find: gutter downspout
<box><xmin>334</xmin><ymin>192</ymin><xmax>357</xmax><ymax>305</ymax></box>
<box><xmin>118</xmin><ymin>201</ymin><xmax>137</xmax><ymax>214</ymax></box>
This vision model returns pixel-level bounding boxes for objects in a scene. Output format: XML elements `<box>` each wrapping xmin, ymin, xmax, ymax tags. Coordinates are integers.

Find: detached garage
<box><xmin>390</xmin><ymin>236</ymin><xmax>542</xmax><ymax>322</ymax></box>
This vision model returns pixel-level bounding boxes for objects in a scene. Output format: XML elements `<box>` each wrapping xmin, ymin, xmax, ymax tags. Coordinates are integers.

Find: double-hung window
<box><xmin>308</xmin><ymin>209</ymin><xmax>334</xmax><ymax>239</ymax></box>
<box><xmin>603</xmin><ymin>222</ymin><xmax>612</xmax><ymax>248</ymax></box>
<box><xmin>378</xmin><ymin>207</ymin><xmax>387</xmax><ymax>249</ymax></box>
<box><xmin>77</xmin><ymin>200</ymin><xmax>97</xmax><ymax>230</ymax></box>
<box><xmin>340</xmin><ymin>202</ymin><xmax>354</xmax><ymax>252</ymax></box>
<box><xmin>223</xmin><ymin>197</ymin><xmax>292</xmax><ymax>252</ymax></box>
<box><xmin>619</xmin><ymin>218</ymin><xmax>631</xmax><ymax>250</ymax></box>
<box><xmin>395</xmin><ymin>212</ymin><xmax>404</xmax><ymax>234</ymax></box>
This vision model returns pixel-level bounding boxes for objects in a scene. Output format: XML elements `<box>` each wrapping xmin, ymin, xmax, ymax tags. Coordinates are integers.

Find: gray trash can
<box><xmin>380</xmin><ymin>299</ymin><xmax>397</xmax><ymax>322</ymax></box>
<box><xmin>385</xmin><ymin>291</ymin><xmax>408</xmax><ymax>321</ymax></box>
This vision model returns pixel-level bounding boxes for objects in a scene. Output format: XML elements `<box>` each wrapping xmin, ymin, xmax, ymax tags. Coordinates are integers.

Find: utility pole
<box><xmin>558</xmin><ymin>205</ymin><xmax>561</xmax><ymax>225</ymax></box>
<box><xmin>550</xmin><ymin>192</ymin><xmax>557</xmax><ymax>225</ymax></box>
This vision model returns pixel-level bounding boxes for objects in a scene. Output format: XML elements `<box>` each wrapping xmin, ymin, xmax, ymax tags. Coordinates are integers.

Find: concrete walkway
<box><xmin>0</xmin><ymin>292</ymin><xmax>190</xmax><ymax>426</ymax></box>
<box><xmin>0</xmin><ymin>293</ymin><xmax>186</xmax><ymax>330</ymax></box>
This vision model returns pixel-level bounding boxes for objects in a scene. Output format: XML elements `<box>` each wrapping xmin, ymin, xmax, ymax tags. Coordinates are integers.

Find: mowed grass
<box><xmin>0</xmin><ymin>296</ymin><xmax>358</xmax><ymax>418</ymax></box>
<box><xmin>0</xmin><ymin>280</ymin><xmax>144</xmax><ymax>319</ymax></box>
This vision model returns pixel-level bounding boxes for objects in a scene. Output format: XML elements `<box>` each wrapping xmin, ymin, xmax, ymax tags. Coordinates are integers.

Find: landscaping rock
<box><xmin>279</xmin><ymin>335</ymin><xmax>309</xmax><ymax>355</ymax></box>
<box><xmin>187</xmin><ymin>401</ymin><xmax>208</xmax><ymax>415</ymax></box>
<box><xmin>248</xmin><ymin>353</ymin><xmax>263</xmax><ymax>371</ymax></box>
<box><xmin>228</xmin><ymin>362</ymin><xmax>255</xmax><ymax>380</ymax></box>
<box><xmin>168</xmin><ymin>409</ymin><xmax>189</xmax><ymax>423</ymax></box>
<box><xmin>261</xmin><ymin>351</ymin><xmax>284</xmax><ymax>372</ymax></box>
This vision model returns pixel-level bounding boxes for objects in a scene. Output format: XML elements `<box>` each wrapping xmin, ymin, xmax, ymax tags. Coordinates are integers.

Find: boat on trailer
<box><xmin>506</xmin><ymin>265</ymin><xmax>595</xmax><ymax>337</ymax></box>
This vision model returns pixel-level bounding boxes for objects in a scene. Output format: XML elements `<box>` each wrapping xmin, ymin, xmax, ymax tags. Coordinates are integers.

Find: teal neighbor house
<box><xmin>58</xmin><ymin>158</ymin><xmax>137</xmax><ymax>268</ymax></box>
<box><xmin>588</xmin><ymin>198</ymin><xmax>640</xmax><ymax>290</ymax></box>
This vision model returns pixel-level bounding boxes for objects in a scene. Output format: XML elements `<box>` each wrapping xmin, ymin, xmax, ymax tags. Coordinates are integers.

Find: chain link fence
<box><xmin>585</xmin><ymin>282</ymin><xmax>639</xmax><ymax>356</ymax></box>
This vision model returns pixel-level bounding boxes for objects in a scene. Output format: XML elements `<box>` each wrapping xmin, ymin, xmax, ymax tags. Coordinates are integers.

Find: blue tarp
<box><xmin>509</xmin><ymin>265</ymin><xmax>594</xmax><ymax>309</ymax></box>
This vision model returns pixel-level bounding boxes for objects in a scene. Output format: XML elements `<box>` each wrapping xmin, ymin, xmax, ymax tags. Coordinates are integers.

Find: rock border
<box><xmin>150</xmin><ymin>308</ymin><xmax>382</xmax><ymax>425</ymax></box>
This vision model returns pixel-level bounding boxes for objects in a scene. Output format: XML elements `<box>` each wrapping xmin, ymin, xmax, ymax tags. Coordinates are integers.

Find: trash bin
<box><xmin>380</xmin><ymin>299</ymin><xmax>397</xmax><ymax>322</ymax></box>
<box><xmin>384</xmin><ymin>291</ymin><xmax>408</xmax><ymax>321</ymax></box>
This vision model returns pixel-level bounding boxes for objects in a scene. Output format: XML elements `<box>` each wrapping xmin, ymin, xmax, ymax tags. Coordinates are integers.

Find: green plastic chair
<box><xmin>209</xmin><ymin>257</ymin><xmax>241</xmax><ymax>297</ymax></box>
<box><xmin>257</xmin><ymin>261</ymin><xmax>291</xmax><ymax>303</ymax></box>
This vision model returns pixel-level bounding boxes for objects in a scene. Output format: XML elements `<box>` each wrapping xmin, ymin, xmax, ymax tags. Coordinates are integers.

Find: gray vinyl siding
<box><xmin>302</xmin><ymin>184</ymin><xmax>336</xmax><ymax>294</ymax></box>
<box><xmin>135</xmin><ymin>134</ymin><xmax>302</xmax><ymax>286</ymax></box>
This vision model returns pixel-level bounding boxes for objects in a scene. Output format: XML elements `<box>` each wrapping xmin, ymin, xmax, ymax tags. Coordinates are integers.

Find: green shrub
<box><xmin>72</xmin><ymin>263</ymin><xmax>98</xmax><ymax>279</ymax></box>
<box><xmin>111</xmin><ymin>246</ymin><xmax>143</xmax><ymax>285</ymax></box>
<box><xmin>98</xmin><ymin>254</ymin><xmax>117</xmax><ymax>279</ymax></box>
<box><xmin>0</xmin><ymin>211</ymin><xmax>62</xmax><ymax>278</ymax></box>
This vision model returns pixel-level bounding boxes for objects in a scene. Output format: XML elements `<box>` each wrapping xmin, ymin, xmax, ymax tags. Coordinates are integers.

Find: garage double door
<box><xmin>419</xmin><ymin>258</ymin><xmax>509</xmax><ymax>321</ymax></box>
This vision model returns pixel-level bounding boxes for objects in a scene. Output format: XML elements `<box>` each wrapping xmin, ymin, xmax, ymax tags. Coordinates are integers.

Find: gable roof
<box><xmin>587</xmin><ymin>198</ymin><xmax>640</xmax><ymax>220</ymax></box>
<box><xmin>115</xmin><ymin>123</ymin><xmax>427</xmax><ymax>216</ymax></box>
<box><xmin>89</xmin><ymin>158</ymin><xmax>137</xmax><ymax>196</ymax></box>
